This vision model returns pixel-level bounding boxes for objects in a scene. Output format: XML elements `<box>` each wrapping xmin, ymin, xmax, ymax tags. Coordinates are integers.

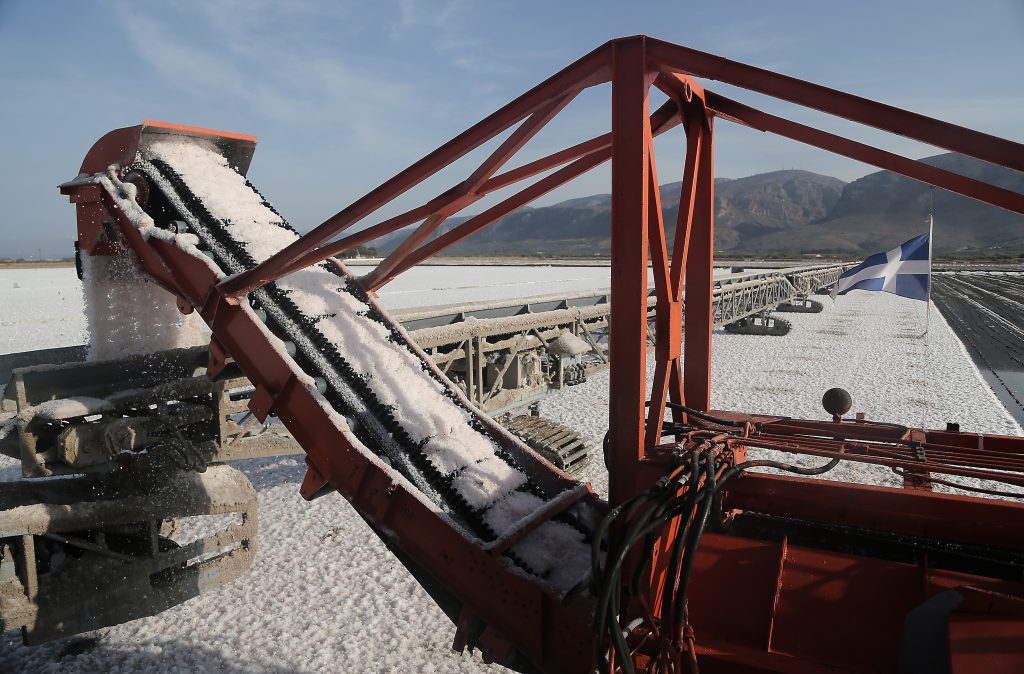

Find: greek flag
<box><xmin>831</xmin><ymin>234</ymin><xmax>931</xmax><ymax>301</ymax></box>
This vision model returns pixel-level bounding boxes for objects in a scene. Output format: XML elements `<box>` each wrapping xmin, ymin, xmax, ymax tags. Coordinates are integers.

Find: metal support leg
<box><xmin>683</xmin><ymin>117</ymin><xmax>715</xmax><ymax>411</ymax></box>
<box><xmin>608</xmin><ymin>37</ymin><xmax>652</xmax><ymax>507</ymax></box>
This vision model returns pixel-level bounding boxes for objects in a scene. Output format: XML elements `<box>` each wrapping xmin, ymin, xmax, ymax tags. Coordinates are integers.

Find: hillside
<box><xmin>753</xmin><ymin>154</ymin><xmax>1024</xmax><ymax>255</ymax></box>
<box><xmin>375</xmin><ymin>156</ymin><xmax>1024</xmax><ymax>256</ymax></box>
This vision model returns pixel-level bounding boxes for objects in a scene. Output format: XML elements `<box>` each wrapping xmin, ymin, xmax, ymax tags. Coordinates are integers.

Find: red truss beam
<box><xmin>380</xmin><ymin>148</ymin><xmax>609</xmax><ymax>283</ymax></box>
<box><xmin>260</xmin><ymin>98</ymin><xmax>682</xmax><ymax>287</ymax></box>
<box><xmin>378</xmin><ymin>108</ymin><xmax>681</xmax><ymax>283</ymax></box>
<box><xmin>361</xmin><ymin>94</ymin><xmax>578</xmax><ymax>292</ymax></box>
<box><xmin>703</xmin><ymin>90</ymin><xmax>1024</xmax><ymax>215</ymax></box>
<box><xmin>218</xmin><ymin>44</ymin><xmax>612</xmax><ymax>298</ymax></box>
<box><xmin>364</xmin><ymin>99</ymin><xmax>683</xmax><ymax>289</ymax></box>
<box><xmin>645</xmin><ymin>37</ymin><xmax>1024</xmax><ymax>174</ymax></box>
<box><xmin>607</xmin><ymin>37</ymin><xmax>652</xmax><ymax>507</ymax></box>
<box><xmin>644</xmin><ymin>96</ymin><xmax>707</xmax><ymax>447</ymax></box>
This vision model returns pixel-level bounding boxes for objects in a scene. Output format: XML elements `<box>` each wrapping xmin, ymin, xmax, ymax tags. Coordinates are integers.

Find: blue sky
<box><xmin>1</xmin><ymin>0</ymin><xmax>1022</xmax><ymax>258</ymax></box>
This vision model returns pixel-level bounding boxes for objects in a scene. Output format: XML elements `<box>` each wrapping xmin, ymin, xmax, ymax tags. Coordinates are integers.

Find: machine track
<box><xmin>502</xmin><ymin>415</ymin><xmax>591</xmax><ymax>475</ymax></box>
<box><xmin>126</xmin><ymin>140</ymin><xmax>595</xmax><ymax>590</ymax></box>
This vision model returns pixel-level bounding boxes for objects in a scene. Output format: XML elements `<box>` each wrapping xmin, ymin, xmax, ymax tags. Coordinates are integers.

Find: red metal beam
<box><xmin>645</xmin><ymin>36</ymin><xmax>1024</xmax><ymax>174</ymax></box>
<box><xmin>666</xmin><ymin>108</ymin><xmax>704</xmax><ymax>302</ymax></box>
<box><xmin>363</xmin><ymin>213</ymin><xmax>452</xmax><ymax>291</ymax></box>
<box><xmin>704</xmin><ymin>90</ymin><xmax>1024</xmax><ymax>216</ymax></box>
<box><xmin>467</xmin><ymin>95</ymin><xmax>578</xmax><ymax>188</ymax></box>
<box><xmin>477</xmin><ymin>96</ymin><xmax>680</xmax><ymax>196</ymax></box>
<box><xmin>374</xmin><ymin>149</ymin><xmax>610</xmax><ymax>286</ymax></box>
<box><xmin>682</xmin><ymin>116</ymin><xmax>715</xmax><ymax>412</ymax></box>
<box><xmin>362</xmin><ymin>94</ymin><xmax>577</xmax><ymax>292</ymax></box>
<box><xmin>218</xmin><ymin>45</ymin><xmax>612</xmax><ymax>298</ymax></box>
<box><xmin>369</xmin><ymin>102</ymin><xmax>684</xmax><ymax>287</ymax></box>
<box><xmin>272</xmin><ymin>98</ymin><xmax>682</xmax><ymax>278</ymax></box>
<box><xmin>290</xmin><ymin>201</ymin><xmax>440</xmax><ymax>267</ymax></box>
<box><xmin>480</xmin><ymin>135</ymin><xmax>611</xmax><ymax>194</ymax></box>
<box><xmin>655</xmin><ymin>71</ymin><xmax>718</xmax><ymax>415</ymax></box>
<box><xmin>644</xmin><ymin>138</ymin><xmax>672</xmax><ymax>448</ymax></box>
<box><xmin>608</xmin><ymin>36</ymin><xmax>653</xmax><ymax>507</ymax></box>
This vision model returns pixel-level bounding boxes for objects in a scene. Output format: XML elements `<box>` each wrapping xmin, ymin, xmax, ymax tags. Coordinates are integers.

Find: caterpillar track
<box><xmin>501</xmin><ymin>415</ymin><xmax>591</xmax><ymax>476</ymax></box>
<box><xmin>723</xmin><ymin>313</ymin><xmax>792</xmax><ymax>336</ymax></box>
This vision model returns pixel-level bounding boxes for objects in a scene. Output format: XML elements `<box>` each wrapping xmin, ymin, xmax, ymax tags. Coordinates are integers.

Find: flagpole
<box><xmin>925</xmin><ymin>212</ymin><xmax>934</xmax><ymax>335</ymax></box>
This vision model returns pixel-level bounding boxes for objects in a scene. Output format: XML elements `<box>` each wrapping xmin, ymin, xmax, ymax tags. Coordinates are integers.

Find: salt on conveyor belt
<box><xmin>137</xmin><ymin>138</ymin><xmax>594</xmax><ymax>589</ymax></box>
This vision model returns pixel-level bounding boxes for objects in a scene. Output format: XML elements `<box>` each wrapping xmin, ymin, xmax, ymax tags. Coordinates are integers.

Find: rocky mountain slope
<box><xmin>375</xmin><ymin>154</ymin><xmax>1023</xmax><ymax>256</ymax></box>
<box><xmin>753</xmin><ymin>154</ymin><xmax>1024</xmax><ymax>255</ymax></box>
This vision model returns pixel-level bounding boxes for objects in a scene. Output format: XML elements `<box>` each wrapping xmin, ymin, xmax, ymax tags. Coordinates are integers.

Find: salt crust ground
<box><xmin>0</xmin><ymin>268</ymin><xmax>88</xmax><ymax>354</ymax></box>
<box><xmin>0</xmin><ymin>265</ymin><xmax>731</xmax><ymax>352</ymax></box>
<box><xmin>541</xmin><ymin>292</ymin><xmax>1022</xmax><ymax>499</ymax></box>
<box><xmin>0</xmin><ymin>266</ymin><xmax>624</xmax><ymax>354</ymax></box>
<box><xmin>1</xmin><ymin>269</ymin><xmax>1021</xmax><ymax>672</ymax></box>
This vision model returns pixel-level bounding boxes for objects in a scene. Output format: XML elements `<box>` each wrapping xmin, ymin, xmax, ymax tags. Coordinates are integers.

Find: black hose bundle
<box><xmin>662</xmin><ymin>401</ymin><xmax>745</xmax><ymax>429</ymax></box>
<box><xmin>591</xmin><ymin>445</ymin><xmax>719</xmax><ymax>674</ymax></box>
<box><xmin>592</xmin><ymin>429</ymin><xmax>842</xmax><ymax>673</ymax></box>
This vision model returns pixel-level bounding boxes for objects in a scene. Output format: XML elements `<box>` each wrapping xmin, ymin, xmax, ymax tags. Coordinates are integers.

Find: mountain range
<box><xmin>376</xmin><ymin>153</ymin><xmax>1024</xmax><ymax>257</ymax></box>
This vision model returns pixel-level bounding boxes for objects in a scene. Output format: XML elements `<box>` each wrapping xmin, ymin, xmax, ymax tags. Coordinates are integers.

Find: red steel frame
<box><xmin>66</xmin><ymin>36</ymin><xmax>1024</xmax><ymax>673</ymax></box>
<box><xmin>215</xmin><ymin>33</ymin><xmax>1024</xmax><ymax>500</ymax></box>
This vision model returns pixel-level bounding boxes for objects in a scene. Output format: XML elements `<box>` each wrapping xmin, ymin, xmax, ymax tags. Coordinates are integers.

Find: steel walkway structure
<box><xmin>394</xmin><ymin>262</ymin><xmax>849</xmax><ymax>333</ymax></box>
<box><xmin>395</xmin><ymin>263</ymin><xmax>849</xmax><ymax>412</ymax></box>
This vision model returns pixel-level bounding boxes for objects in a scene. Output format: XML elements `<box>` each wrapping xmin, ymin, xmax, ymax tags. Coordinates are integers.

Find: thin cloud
<box><xmin>701</xmin><ymin>19</ymin><xmax>799</xmax><ymax>60</ymax></box>
<box><xmin>392</xmin><ymin>0</ymin><xmax>525</xmax><ymax>77</ymax></box>
<box><xmin>113</xmin><ymin>2</ymin><xmax>417</xmax><ymax>154</ymax></box>
<box><xmin>396</xmin><ymin>0</ymin><xmax>466</xmax><ymax>30</ymax></box>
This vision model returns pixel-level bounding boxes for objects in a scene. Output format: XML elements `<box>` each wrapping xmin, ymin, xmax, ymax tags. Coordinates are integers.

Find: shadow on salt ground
<box><xmin>0</xmin><ymin>454</ymin><xmax>306</xmax><ymax>493</ymax></box>
<box><xmin>0</xmin><ymin>463</ymin><xmax>21</xmax><ymax>482</ymax></box>
<box><xmin>0</xmin><ymin>632</ymin><xmax>318</xmax><ymax>674</ymax></box>
<box><xmin>229</xmin><ymin>455</ymin><xmax>307</xmax><ymax>492</ymax></box>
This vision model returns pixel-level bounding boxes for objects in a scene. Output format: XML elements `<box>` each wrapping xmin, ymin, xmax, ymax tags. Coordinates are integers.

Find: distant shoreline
<box><xmin>0</xmin><ymin>256</ymin><xmax>1017</xmax><ymax>271</ymax></box>
<box><xmin>339</xmin><ymin>255</ymin><xmax>847</xmax><ymax>267</ymax></box>
<box><xmin>0</xmin><ymin>260</ymin><xmax>75</xmax><ymax>269</ymax></box>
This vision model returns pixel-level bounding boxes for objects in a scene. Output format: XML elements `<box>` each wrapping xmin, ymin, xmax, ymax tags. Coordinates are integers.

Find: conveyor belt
<box><xmin>127</xmin><ymin>139</ymin><xmax>595</xmax><ymax>589</ymax></box>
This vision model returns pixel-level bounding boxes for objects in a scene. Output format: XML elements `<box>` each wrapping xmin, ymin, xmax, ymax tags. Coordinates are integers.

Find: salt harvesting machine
<box><xmin>3</xmin><ymin>36</ymin><xmax>1024</xmax><ymax>673</ymax></box>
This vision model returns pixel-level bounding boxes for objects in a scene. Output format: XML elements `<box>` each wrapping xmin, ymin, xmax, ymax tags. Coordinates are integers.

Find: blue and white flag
<box><xmin>831</xmin><ymin>234</ymin><xmax>931</xmax><ymax>301</ymax></box>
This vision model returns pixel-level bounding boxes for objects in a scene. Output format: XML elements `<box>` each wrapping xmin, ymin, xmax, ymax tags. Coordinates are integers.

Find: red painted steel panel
<box><xmin>949</xmin><ymin>616</ymin><xmax>1024</xmax><ymax>673</ymax></box>
<box><xmin>723</xmin><ymin>472</ymin><xmax>1024</xmax><ymax>550</ymax></box>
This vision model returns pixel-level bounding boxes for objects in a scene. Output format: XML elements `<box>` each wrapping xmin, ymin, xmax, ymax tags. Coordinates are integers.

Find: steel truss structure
<box><xmin>213</xmin><ymin>32</ymin><xmax>1023</xmax><ymax>494</ymax></box>
<box><xmin>58</xmin><ymin>36</ymin><xmax>1024</xmax><ymax>673</ymax></box>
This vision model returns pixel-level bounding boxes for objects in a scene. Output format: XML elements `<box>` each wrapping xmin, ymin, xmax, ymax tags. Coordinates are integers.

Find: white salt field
<box><xmin>1</xmin><ymin>263</ymin><xmax>1020</xmax><ymax>672</ymax></box>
